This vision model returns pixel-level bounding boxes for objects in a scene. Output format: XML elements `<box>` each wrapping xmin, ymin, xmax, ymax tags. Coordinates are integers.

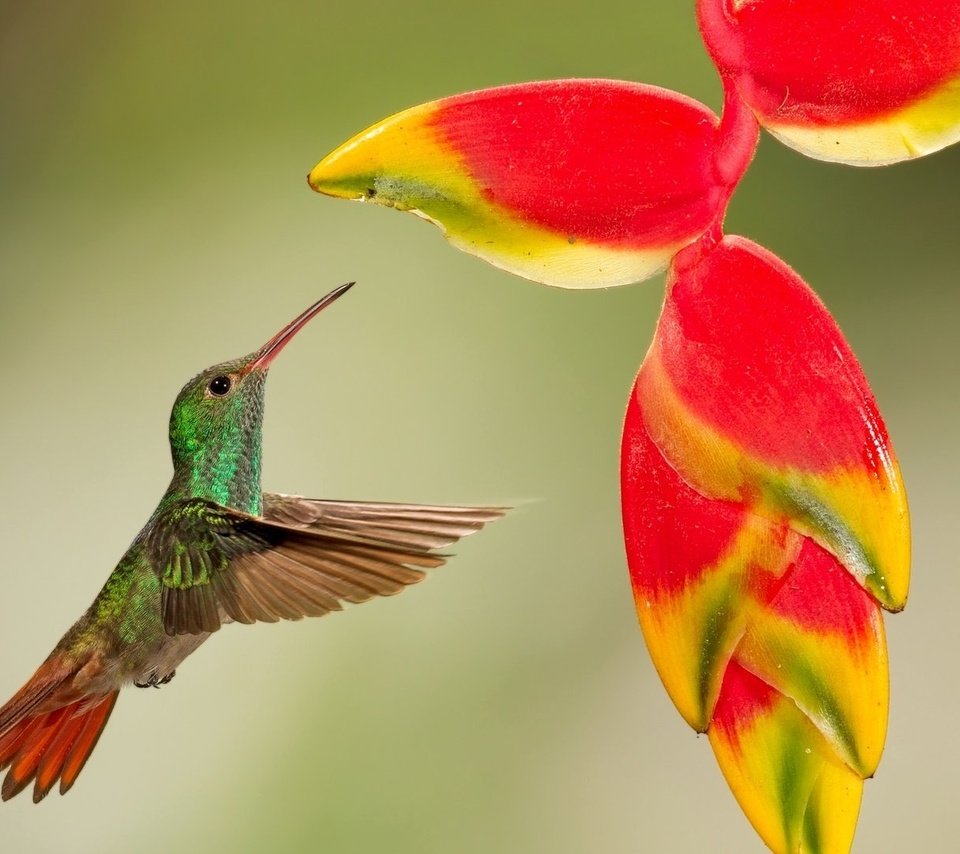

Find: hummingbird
<box><xmin>0</xmin><ymin>283</ymin><xmax>504</xmax><ymax>803</ymax></box>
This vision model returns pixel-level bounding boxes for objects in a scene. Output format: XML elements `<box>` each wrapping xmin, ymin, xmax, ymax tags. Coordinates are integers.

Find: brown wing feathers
<box><xmin>161</xmin><ymin>497</ymin><xmax>505</xmax><ymax>636</ymax></box>
<box><xmin>263</xmin><ymin>494</ymin><xmax>505</xmax><ymax>550</ymax></box>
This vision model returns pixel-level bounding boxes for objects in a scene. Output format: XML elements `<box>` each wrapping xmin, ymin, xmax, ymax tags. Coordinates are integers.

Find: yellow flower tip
<box><xmin>305</xmin><ymin>169</ymin><xmax>360</xmax><ymax>201</ymax></box>
<box><xmin>307</xmin><ymin>103</ymin><xmax>453</xmax><ymax>215</ymax></box>
<box><xmin>307</xmin><ymin>138</ymin><xmax>377</xmax><ymax>201</ymax></box>
<box><xmin>710</xmin><ymin>661</ymin><xmax>864</xmax><ymax>854</ymax></box>
<box><xmin>867</xmin><ymin>566</ymin><xmax>909</xmax><ymax>615</ymax></box>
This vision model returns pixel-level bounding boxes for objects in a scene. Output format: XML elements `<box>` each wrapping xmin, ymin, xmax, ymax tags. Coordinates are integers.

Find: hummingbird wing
<box><xmin>262</xmin><ymin>493</ymin><xmax>506</xmax><ymax>550</ymax></box>
<box><xmin>149</xmin><ymin>498</ymin><xmax>505</xmax><ymax>636</ymax></box>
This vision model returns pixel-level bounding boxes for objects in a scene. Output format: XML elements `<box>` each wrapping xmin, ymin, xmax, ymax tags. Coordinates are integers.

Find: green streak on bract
<box><xmin>765</xmin><ymin>479</ymin><xmax>890</xmax><ymax>606</ymax></box>
<box><xmin>374</xmin><ymin>174</ymin><xmax>462</xmax><ymax>210</ymax></box>
<box><xmin>782</xmin><ymin>654</ymin><xmax>863</xmax><ymax>774</ymax></box>
<box><xmin>317</xmin><ymin>171</ymin><xmax>467</xmax><ymax>215</ymax></box>
<box><xmin>772</xmin><ymin>714</ymin><xmax>819</xmax><ymax>853</ymax></box>
<box><xmin>802</xmin><ymin>784</ymin><xmax>824</xmax><ymax>854</ymax></box>
<box><xmin>696</xmin><ymin>579</ymin><xmax>743</xmax><ymax>728</ymax></box>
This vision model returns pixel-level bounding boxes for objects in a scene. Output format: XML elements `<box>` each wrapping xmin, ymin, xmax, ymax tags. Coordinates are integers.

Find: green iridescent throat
<box><xmin>167</xmin><ymin>370</ymin><xmax>265</xmax><ymax>515</ymax></box>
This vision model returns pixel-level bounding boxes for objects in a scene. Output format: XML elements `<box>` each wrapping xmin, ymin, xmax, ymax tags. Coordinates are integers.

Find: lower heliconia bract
<box><xmin>697</xmin><ymin>0</ymin><xmax>960</xmax><ymax>165</ymax></box>
<box><xmin>621</xmin><ymin>235</ymin><xmax>908</xmax><ymax>852</ymax></box>
<box><xmin>710</xmin><ymin>661</ymin><xmax>864</xmax><ymax>854</ymax></box>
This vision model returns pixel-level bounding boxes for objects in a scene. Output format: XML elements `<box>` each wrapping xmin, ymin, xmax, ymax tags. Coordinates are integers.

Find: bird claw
<box><xmin>134</xmin><ymin>670</ymin><xmax>176</xmax><ymax>689</ymax></box>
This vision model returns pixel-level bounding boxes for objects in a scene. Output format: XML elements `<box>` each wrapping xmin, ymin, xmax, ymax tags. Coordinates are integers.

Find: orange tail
<box><xmin>0</xmin><ymin>656</ymin><xmax>118</xmax><ymax>803</ymax></box>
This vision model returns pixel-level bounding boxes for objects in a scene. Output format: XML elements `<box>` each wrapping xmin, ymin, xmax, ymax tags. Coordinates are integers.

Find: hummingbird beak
<box><xmin>247</xmin><ymin>282</ymin><xmax>355</xmax><ymax>374</ymax></box>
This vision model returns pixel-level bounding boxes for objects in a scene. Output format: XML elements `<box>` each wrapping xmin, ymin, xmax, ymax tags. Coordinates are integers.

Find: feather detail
<box><xmin>57</xmin><ymin>693</ymin><xmax>118</xmax><ymax>797</ymax></box>
<box><xmin>263</xmin><ymin>494</ymin><xmax>507</xmax><ymax>550</ymax></box>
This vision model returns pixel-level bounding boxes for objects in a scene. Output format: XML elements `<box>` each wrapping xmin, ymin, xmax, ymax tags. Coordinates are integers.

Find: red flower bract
<box><xmin>434</xmin><ymin>82</ymin><xmax>723</xmax><ymax>245</ymax></box>
<box><xmin>636</xmin><ymin>236</ymin><xmax>909</xmax><ymax>611</ymax></box>
<box><xmin>698</xmin><ymin>0</ymin><xmax>960</xmax><ymax>164</ymax></box>
<box><xmin>310</xmin><ymin>80</ymin><xmax>756</xmax><ymax>288</ymax></box>
<box><xmin>622</xmin><ymin>235</ymin><xmax>904</xmax><ymax>851</ymax></box>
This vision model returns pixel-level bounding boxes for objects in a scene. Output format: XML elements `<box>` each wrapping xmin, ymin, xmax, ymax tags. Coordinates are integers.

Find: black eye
<box><xmin>208</xmin><ymin>375</ymin><xmax>232</xmax><ymax>396</ymax></box>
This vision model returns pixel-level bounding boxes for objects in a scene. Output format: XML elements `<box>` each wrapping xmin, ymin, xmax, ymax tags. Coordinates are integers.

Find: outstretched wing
<box><xmin>148</xmin><ymin>497</ymin><xmax>505</xmax><ymax>636</ymax></box>
<box><xmin>262</xmin><ymin>493</ymin><xmax>506</xmax><ymax>550</ymax></box>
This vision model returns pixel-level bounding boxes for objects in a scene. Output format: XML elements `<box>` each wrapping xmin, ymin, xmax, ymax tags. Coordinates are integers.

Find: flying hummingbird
<box><xmin>0</xmin><ymin>283</ymin><xmax>504</xmax><ymax>803</ymax></box>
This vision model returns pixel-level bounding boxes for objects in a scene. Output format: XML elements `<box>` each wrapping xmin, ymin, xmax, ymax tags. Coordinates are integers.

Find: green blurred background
<box><xmin>1</xmin><ymin>2</ymin><xmax>957</xmax><ymax>851</ymax></box>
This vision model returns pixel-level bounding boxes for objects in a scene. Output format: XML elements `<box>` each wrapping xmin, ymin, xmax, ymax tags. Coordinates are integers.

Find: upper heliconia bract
<box><xmin>308</xmin><ymin>80</ymin><xmax>756</xmax><ymax>288</ymax></box>
<box><xmin>622</xmin><ymin>235</ymin><xmax>908</xmax><ymax>852</ymax></box>
<box><xmin>697</xmin><ymin>0</ymin><xmax>960</xmax><ymax>165</ymax></box>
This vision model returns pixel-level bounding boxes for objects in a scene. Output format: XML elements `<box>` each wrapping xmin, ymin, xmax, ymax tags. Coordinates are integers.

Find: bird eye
<box><xmin>208</xmin><ymin>375</ymin><xmax>232</xmax><ymax>397</ymax></box>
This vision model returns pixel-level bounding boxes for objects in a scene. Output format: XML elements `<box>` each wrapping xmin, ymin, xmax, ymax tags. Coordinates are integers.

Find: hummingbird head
<box><xmin>167</xmin><ymin>283</ymin><xmax>354</xmax><ymax>513</ymax></box>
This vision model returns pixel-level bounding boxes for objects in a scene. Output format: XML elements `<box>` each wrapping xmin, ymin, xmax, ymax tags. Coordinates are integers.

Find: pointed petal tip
<box><xmin>866</xmin><ymin>566</ymin><xmax>910</xmax><ymax>614</ymax></box>
<box><xmin>307</xmin><ymin>146</ymin><xmax>370</xmax><ymax>201</ymax></box>
<box><xmin>709</xmin><ymin>662</ymin><xmax>864</xmax><ymax>854</ymax></box>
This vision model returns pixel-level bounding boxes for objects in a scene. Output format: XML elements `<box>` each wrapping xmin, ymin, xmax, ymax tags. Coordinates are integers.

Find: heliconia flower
<box><xmin>697</xmin><ymin>0</ymin><xmax>960</xmax><ymax>165</ymax></box>
<box><xmin>310</xmin><ymin>27</ymin><xmax>916</xmax><ymax>848</ymax></box>
<box><xmin>308</xmin><ymin>79</ymin><xmax>757</xmax><ymax>288</ymax></box>
<box><xmin>621</xmin><ymin>234</ymin><xmax>907</xmax><ymax>851</ymax></box>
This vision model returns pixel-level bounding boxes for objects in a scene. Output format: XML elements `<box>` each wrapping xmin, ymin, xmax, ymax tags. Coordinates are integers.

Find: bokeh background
<box><xmin>1</xmin><ymin>2</ymin><xmax>957</xmax><ymax>851</ymax></box>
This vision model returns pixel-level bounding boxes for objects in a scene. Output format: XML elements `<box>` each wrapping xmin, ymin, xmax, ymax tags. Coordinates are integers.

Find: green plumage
<box><xmin>167</xmin><ymin>358</ymin><xmax>266</xmax><ymax>515</ymax></box>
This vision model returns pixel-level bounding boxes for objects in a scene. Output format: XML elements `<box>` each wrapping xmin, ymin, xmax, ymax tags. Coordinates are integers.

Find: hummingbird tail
<box><xmin>0</xmin><ymin>656</ymin><xmax>118</xmax><ymax>803</ymax></box>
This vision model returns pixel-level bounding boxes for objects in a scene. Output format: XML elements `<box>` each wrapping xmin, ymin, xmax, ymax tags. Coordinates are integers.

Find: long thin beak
<box><xmin>248</xmin><ymin>282</ymin><xmax>354</xmax><ymax>373</ymax></box>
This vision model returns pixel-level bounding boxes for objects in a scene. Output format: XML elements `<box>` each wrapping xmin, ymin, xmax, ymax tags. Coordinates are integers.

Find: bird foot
<box><xmin>134</xmin><ymin>670</ymin><xmax>176</xmax><ymax>689</ymax></box>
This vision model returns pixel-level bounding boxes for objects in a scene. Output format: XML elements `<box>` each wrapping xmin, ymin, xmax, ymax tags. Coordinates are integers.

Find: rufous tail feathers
<box><xmin>0</xmin><ymin>656</ymin><xmax>117</xmax><ymax>802</ymax></box>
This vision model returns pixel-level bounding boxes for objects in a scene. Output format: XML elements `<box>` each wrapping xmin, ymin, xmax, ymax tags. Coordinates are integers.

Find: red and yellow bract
<box><xmin>697</xmin><ymin>0</ymin><xmax>960</xmax><ymax>165</ymax></box>
<box><xmin>638</xmin><ymin>237</ymin><xmax>909</xmax><ymax>612</ymax></box>
<box><xmin>310</xmin><ymin>80</ymin><xmax>755</xmax><ymax>288</ymax></box>
<box><xmin>621</xmin><ymin>235</ymin><xmax>905</xmax><ymax>851</ymax></box>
